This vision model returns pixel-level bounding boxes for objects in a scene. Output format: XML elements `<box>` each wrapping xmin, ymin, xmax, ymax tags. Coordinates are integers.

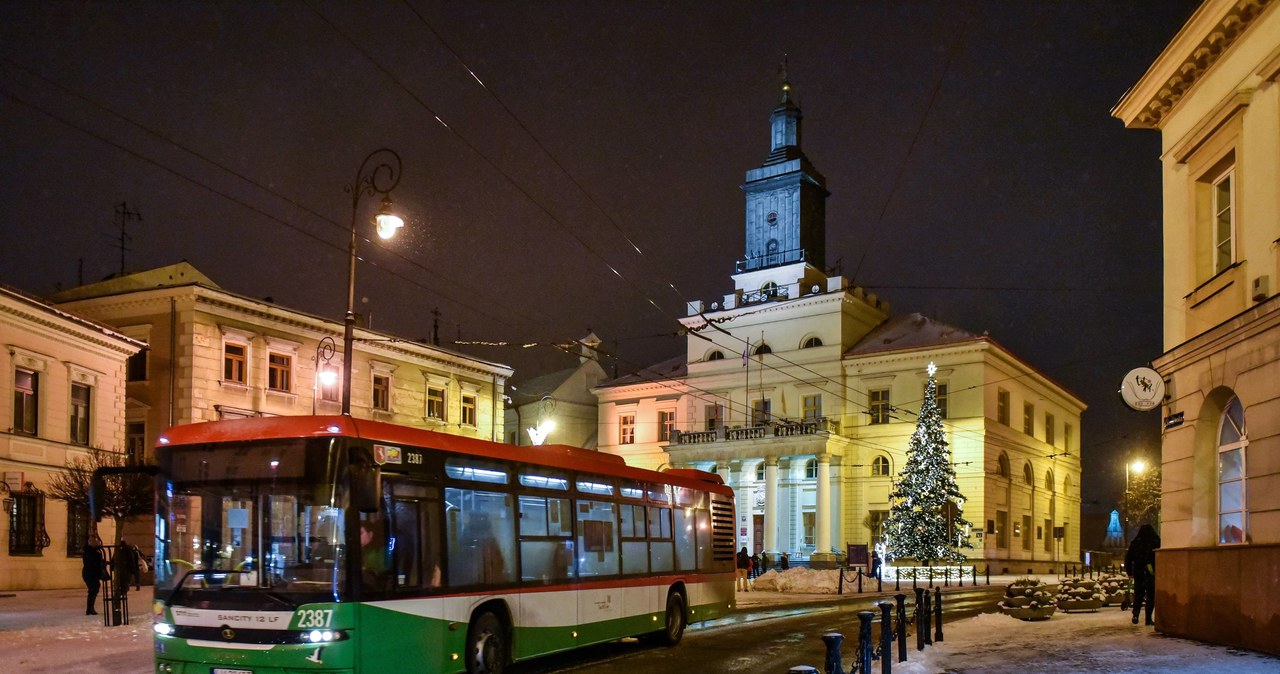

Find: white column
<box><xmin>764</xmin><ymin>457</ymin><xmax>779</xmax><ymax>553</ymax></box>
<box><xmin>816</xmin><ymin>454</ymin><xmax>831</xmax><ymax>554</ymax></box>
<box><xmin>831</xmin><ymin>461</ymin><xmax>844</xmax><ymax>554</ymax></box>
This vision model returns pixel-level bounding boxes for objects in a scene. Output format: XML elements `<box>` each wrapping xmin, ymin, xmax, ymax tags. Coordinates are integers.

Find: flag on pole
<box><xmin>742</xmin><ymin>346</ymin><xmax>749</xmax><ymax>366</ymax></box>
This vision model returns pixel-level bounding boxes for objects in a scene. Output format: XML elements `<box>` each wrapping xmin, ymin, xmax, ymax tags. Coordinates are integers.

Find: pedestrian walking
<box><xmin>1125</xmin><ymin>524</ymin><xmax>1160</xmax><ymax>625</ymax></box>
<box><xmin>870</xmin><ymin>551</ymin><xmax>882</xmax><ymax>580</ymax></box>
<box><xmin>81</xmin><ymin>534</ymin><xmax>106</xmax><ymax>615</ymax></box>
<box><xmin>736</xmin><ymin>546</ymin><xmax>751</xmax><ymax>591</ymax></box>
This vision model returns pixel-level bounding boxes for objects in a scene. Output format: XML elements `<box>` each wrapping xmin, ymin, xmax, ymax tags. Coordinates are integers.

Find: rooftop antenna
<box><xmin>113</xmin><ymin>202</ymin><xmax>142</xmax><ymax>276</ymax></box>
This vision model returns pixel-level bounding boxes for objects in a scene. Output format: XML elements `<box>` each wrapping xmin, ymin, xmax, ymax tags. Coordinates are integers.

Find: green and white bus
<box><xmin>146</xmin><ymin>415</ymin><xmax>736</xmax><ymax>673</ymax></box>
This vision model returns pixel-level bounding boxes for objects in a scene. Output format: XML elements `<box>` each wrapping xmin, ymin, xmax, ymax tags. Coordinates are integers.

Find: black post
<box><xmin>922</xmin><ymin>587</ymin><xmax>933</xmax><ymax>646</ymax></box>
<box><xmin>958</xmin><ymin>564</ymin><xmax>964</xmax><ymax>587</ymax></box>
<box><xmin>878</xmin><ymin>571</ymin><xmax>883</xmax><ymax>593</ymax></box>
<box><xmin>857</xmin><ymin>569</ymin><xmax>863</xmax><ymax>593</ymax></box>
<box><xmin>985</xmin><ymin>564</ymin><xmax>990</xmax><ymax>585</ymax></box>
<box><xmin>895</xmin><ymin>569</ymin><xmax>901</xmax><ymax>592</ymax></box>
<box><xmin>912</xmin><ymin>568</ymin><xmax>917</xmax><ymax>590</ymax></box>
<box><xmin>944</xmin><ymin>566</ymin><xmax>950</xmax><ymax>587</ymax></box>
<box><xmin>878</xmin><ymin>601</ymin><xmax>894</xmax><ymax>674</ymax></box>
<box><xmin>857</xmin><ymin>611</ymin><xmax>875</xmax><ymax>674</ymax></box>
<box><xmin>895</xmin><ymin>593</ymin><xmax>908</xmax><ymax>663</ymax></box>
<box><xmin>928</xmin><ymin>564</ymin><xmax>934</xmax><ymax>588</ymax></box>
<box><xmin>821</xmin><ymin>633</ymin><xmax>845</xmax><ymax>674</ymax></box>
<box><xmin>913</xmin><ymin>587</ymin><xmax>925</xmax><ymax>651</ymax></box>
<box><xmin>838</xmin><ymin>568</ymin><xmax>844</xmax><ymax>595</ymax></box>
<box><xmin>933</xmin><ymin>587</ymin><xmax>944</xmax><ymax>642</ymax></box>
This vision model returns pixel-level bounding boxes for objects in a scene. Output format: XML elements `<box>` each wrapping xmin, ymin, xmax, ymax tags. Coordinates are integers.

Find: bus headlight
<box><xmin>302</xmin><ymin>629</ymin><xmax>346</xmax><ymax>643</ymax></box>
<box><xmin>153</xmin><ymin>622</ymin><xmax>175</xmax><ymax>636</ymax></box>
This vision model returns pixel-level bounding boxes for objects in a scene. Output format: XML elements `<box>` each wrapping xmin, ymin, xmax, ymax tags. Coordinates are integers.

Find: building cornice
<box><xmin>1</xmin><ymin>288</ymin><xmax>144</xmax><ymax>356</ymax></box>
<box><xmin>1112</xmin><ymin>0</ymin><xmax>1275</xmax><ymax>129</ymax></box>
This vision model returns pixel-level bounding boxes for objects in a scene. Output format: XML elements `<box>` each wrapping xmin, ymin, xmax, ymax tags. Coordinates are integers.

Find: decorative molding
<box><xmin>1170</xmin><ymin>90</ymin><xmax>1251</xmax><ymax>162</ymax></box>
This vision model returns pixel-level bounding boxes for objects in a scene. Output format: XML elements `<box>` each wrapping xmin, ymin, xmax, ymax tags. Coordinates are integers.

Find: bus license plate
<box><xmin>212</xmin><ymin>669</ymin><xmax>252</xmax><ymax>674</ymax></box>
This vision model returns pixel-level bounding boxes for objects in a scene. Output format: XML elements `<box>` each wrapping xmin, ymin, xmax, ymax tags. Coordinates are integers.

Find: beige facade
<box><xmin>51</xmin><ymin>263</ymin><xmax>513</xmax><ymax>458</ymax></box>
<box><xmin>1113</xmin><ymin>0</ymin><xmax>1280</xmax><ymax>656</ymax></box>
<box><xmin>1</xmin><ymin>284</ymin><xmax>142</xmax><ymax>590</ymax></box>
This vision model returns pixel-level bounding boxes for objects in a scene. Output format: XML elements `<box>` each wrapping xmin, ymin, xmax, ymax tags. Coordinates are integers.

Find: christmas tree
<box><xmin>883</xmin><ymin>362</ymin><xmax>974</xmax><ymax>565</ymax></box>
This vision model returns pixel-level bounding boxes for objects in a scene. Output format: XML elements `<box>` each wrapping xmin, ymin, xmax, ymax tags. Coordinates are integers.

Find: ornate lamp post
<box><xmin>341</xmin><ymin>149</ymin><xmax>404</xmax><ymax>415</ymax></box>
<box><xmin>313</xmin><ymin>336</ymin><xmax>337</xmax><ymax>415</ymax></box>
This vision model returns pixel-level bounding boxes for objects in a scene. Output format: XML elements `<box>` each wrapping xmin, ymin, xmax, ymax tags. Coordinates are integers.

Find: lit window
<box><xmin>224</xmin><ymin>343</ymin><xmax>246</xmax><ymax>383</ymax></box>
<box><xmin>869</xmin><ymin>389</ymin><xmax>891</xmax><ymax>424</ymax></box>
<box><xmin>372</xmin><ymin>375</ymin><xmax>390</xmax><ymax>411</ymax></box>
<box><xmin>619</xmin><ymin>414</ymin><xmax>635</xmax><ymax>444</ymax></box>
<box><xmin>1218</xmin><ymin>396</ymin><xmax>1247</xmax><ymax>544</ymax></box>
<box><xmin>461</xmin><ymin>394</ymin><xmax>477</xmax><ymax>427</ymax></box>
<box><xmin>268</xmin><ymin>353</ymin><xmax>291</xmax><ymax>392</ymax></box>
<box><xmin>13</xmin><ymin>368</ymin><xmax>38</xmax><ymax>436</ymax></box>
<box><xmin>426</xmin><ymin>386</ymin><xmax>446</xmax><ymax>420</ymax></box>
<box><xmin>69</xmin><ymin>383</ymin><xmax>91</xmax><ymax>446</ymax></box>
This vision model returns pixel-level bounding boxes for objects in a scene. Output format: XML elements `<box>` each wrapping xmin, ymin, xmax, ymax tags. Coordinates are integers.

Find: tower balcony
<box><xmin>735</xmin><ymin>246</ymin><xmax>811</xmax><ymax>273</ymax></box>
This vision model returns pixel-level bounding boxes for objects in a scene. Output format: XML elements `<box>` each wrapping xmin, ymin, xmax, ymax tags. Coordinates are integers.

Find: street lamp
<box><xmin>313</xmin><ymin>336</ymin><xmax>337</xmax><ymax>415</ymax></box>
<box><xmin>341</xmin><ymin>148</ymin><xmax>403</xmax><ymax>415</ymax></box>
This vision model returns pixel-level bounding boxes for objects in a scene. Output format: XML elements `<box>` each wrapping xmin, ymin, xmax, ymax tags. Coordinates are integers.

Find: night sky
<box><xmin>1</xmin><ymin>1</ymin><xmax>1200</xmax><ymax>511</ymax></box>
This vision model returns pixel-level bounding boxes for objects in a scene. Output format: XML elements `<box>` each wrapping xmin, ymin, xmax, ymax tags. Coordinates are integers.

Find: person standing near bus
<box><xmin>736</xmin><ymin>547</ymin><xmax>751</xmax><ymax>591</ymax></box>
<box><xmin>82</xmin><ymin>534</ymin><xmax>106</xmax><ymax>615</ymax></box>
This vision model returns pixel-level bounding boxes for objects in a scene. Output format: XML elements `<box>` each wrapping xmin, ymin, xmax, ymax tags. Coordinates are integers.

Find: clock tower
<box><xmin>736</xmin><ymin>70</ymin><xmax>829</xmax><ymax>286</ymax></box>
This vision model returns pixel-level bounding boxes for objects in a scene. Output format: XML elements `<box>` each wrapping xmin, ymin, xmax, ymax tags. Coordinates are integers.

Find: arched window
<box><xmin>802</xmin><ymin>336</ymin><xmax>823</xmax><ymax>349</ymax></box>
<box><xmin>1023</xmin><ymin>462</ymin><xmax>1034</xmax><ymax>486</ymax></box>
<box><xmin>997</xmin><ymin>453</ymin><xmax>1010</xmax><ymax>478</ymax></box>
<box><xmin>762</xmin><ymin>281</ymin><xmax>779</xmax><ymax>298</ymax></box>
<box><xmin>1063</xmin><ymin>474</ymin><xmax>1073</xmax><ymax>498</ymax></box>
<box><xmin>754</xmin><ymin>343</ymin><xmax>772</xmax><ymax>356</ymax></box>
<box><xmin>707</xmin><ymin>350</ymin><xmax>724</xmax><ymax>361</ymax></box>
<box><xmin>756</xmin><ymin>462</ymin><xmax>766</xmax><ymax>482</ymax></box>
<box><xmin>1044</xmin><ymin>470</ymin><xmax>1054</xmax><ymax>492</ymax></box>
<box><xmin>1218</xmin><ymin>396</ymin><xmax>1247</xmax><ymax>544</ymax></box>
<box><xmin>872</xmin><ymin>455</ymin><xmax>890</xmax><ymax>476</ymax></box>
<box><xmin>805</xmin><ymin>459</ymin><xmax>818</xmax><ymax>479</ymax></box>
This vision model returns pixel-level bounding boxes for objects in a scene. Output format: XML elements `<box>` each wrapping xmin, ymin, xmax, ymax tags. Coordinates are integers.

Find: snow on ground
<box><xmin>0</xmin><ymin>588</ymin><xmax>154</xmax><ymax>673</ymax></box>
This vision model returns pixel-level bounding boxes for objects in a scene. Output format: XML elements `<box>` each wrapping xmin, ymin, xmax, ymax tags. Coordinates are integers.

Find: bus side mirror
<box><xmin>349</xmin><ymin>448</ymin><xmax>382</xmax><ymax>513</ymax></box>
<box><xmin>89</xmin><ymin>475</ymin><xmax>107</xmax><ymax>522</ymax></box>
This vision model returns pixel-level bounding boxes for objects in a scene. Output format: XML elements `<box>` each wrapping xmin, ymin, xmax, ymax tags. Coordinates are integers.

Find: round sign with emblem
<box><xmin>1119</xmin><ymin>367</ymin><xmax>1164</xmax><ymax>411</ymax></box>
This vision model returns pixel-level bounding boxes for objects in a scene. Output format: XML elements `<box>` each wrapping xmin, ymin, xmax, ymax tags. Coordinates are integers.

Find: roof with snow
<box><xmin>844</xmin><ymin>313</ymin><xmax>981</xmax><ymax>357</ymax></box>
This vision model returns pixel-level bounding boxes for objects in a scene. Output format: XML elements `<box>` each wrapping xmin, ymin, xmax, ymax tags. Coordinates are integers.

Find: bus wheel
<box><xmin>466</xmin><ymin>611</ymin><xmax>508</xmax><ymax>674</ymax></box>
<box><xmin>659</xmin><ymin>592</ymin><xmax>686</xmax><ymax>647</ymax></box>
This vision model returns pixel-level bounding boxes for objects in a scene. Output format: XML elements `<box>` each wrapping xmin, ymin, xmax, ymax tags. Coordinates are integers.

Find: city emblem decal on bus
<box><xmin>373</xmin><ymin>444</ymin><xmax>402</xmax><ymax>465</ymax></box>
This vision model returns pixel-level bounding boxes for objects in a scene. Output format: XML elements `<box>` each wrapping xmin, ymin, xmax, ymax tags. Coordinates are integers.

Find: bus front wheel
<box><xmin>466</xmin><ymin>611</ymin><xmax>508</xmax><ymax>674</ymax></box>
<box><xmin>658</xmin><ymin>592</ymin><xmax>686</xmax><ymax>647</ymax></box>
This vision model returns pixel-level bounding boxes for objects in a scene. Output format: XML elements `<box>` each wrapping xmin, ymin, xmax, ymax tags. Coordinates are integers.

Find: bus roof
<box><xmin>158</xmin><ymin>415</ymin><xmax>729</xmax><ymax>495</ymax></box>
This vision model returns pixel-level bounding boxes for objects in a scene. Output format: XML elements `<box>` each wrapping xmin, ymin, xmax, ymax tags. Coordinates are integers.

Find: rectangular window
<box><xmin>444</xmin><ymin>488</ymin><xmax>514</xmax><ymax>586</ymax></box>
<box><xmin>752</xmin><ymin>399</ymin><xmax>771</xmax><ymax>426</ymax></box>
<box><xmin>372</xmin><ymin>375</ymin><xmax>390</xmax><ymax>411</ymax></box>
<box><xmin>705</xmin><ymin>404</ymin><xmax>722</xmax><ymax>432</ymax></box>
<box><xmin>803</xmin><ymin>511</ymin><xmax>816</xmax><ymax>547</ymax></box>
<box><xmin>648</xmin><ymin>507</ymin><xmax>674</xmax><ymax>573</ymax></box>
<box><xmin>658</xmin><ymin>410</ymin><xmax>675</xmax><ymax>442</ymax></box>
<box><xmin>1064</xmin><ymin>423</ymin><xmax>1074</xmax><ymax>454</ymax></box>
<box><xmin>1213</xmin><ymin>170</ymin><xmax>1234</xmax><ymax>275</ymax></box>
<box><xmin>8</xmin><ymin>492</ymin><xmax>44</xmax><ymax>555</ymax></box>
<box><xmin>802</xmin><ymin>394</ymin><xmax>822</xmax><ymax>420</ymax></box>
<box><xmin>1045</xmin><ymin>413</ymin><xmax>1056</xmax><ymax>446</ymax></box>
<box><xmin>997</xmin><ymin>389</ymin><xmax>1010</xmax><ymax>426</ymax></box>
<box><xmin>13</xmin><ymin>368</ymin><xmax>38</xmax><ymax>436</ymax></box>
<box><xmin>619</xmin><ymin>504</ymin><xmax>648</xmax><ymax>575</ymax></box>
<box><xmin>1022</xmin><ymin>515</ymin><xmax>1032</xmax><ymax>551</ymax></box>
<box><xmin>224</xmin><ymin>343</ymin><xmax>246</xmax><ymax>383</ymax></box>
<box><xmin>126</xmin><ymin>422</ymin><xmax>146</xmax><ymax>464</ymax></box>
<box><xmin>1044</xmin><ymin>518</ymin><xmax>1053</xmax><ymax>553</ymax></box>
<box><xmin>67</xmin><ymin>504</ymin><xmax>91</xmax><ymax>556</ymax></box>
<box><xmin>577</xmin><ymin>500</ymin><xmax>620</xmax><ymax>578</ymax></box>
<box><xmin>319</xmin><ymin>364</ymin><xmax>339</xmax><ymax>402</ymax></box>
<box><xmin>460</xmin><ymin>394</ymin><xmax>477</xmax><ymax>426</ymax></box>
<box><xmin>996</xmin><ymin>510</ymin><xmax>1009</xmax><ymax>549</ymax></box>
<box><xmin>69</xmin><ymin>383</ymin><xmax>91</xmax><ymax>446</ymax></box>
<box><xmin>935</xmin><ymin>383</ymin><xmax>948</xmax><ymax>419</ymax></box>
<box><xmin>619</xmin><ymin>414</ymin><xmax>636</xmax><ymax>444</ymax></box>
<box><xmin>126</xmin><ymin>349</ymin><xmax>147</xmax><ymax>382</ymax></box>
<box><xmin>426</xmin><ymin>386</ymin><xmax>446</xmax><ymax>420</ymax></box>
<box><xmin>518</xmin><ymin>495</ymin><xmax>573</xmax><ymax>583</ymax></box>
<box><xmin>869</xmin><ymin>388</ymin><xmax>891</xmax><ymax>424</ymax></box>
<box><xmin>267</xmin><ymin>353</ymin><xmax>291</xmax><ymax>392</ymax></box>
<box><xmin>1023</xmin><ymin>402</ymin><xmax>1035</xmax><ymax>436</ymax></box>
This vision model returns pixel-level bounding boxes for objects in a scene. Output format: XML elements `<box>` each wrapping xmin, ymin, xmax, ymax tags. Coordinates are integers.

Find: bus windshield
<box><xmin>154</xmin><ymin>437</ymin><xmax>348</xmax><ymax>606</ymax></box>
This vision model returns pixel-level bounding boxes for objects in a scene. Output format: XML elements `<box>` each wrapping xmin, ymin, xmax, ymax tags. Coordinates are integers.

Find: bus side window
<box><xmin>518</xmin><ymin>496</ymin><xmax>574</xmax><ymax>583</ymax></box>
<box><xmin>619</xmin><ymin>504</ymin><xmax>648</xmax><ymax>575</ymax></box>
<box><xmin>387</xmin><ymin>480</ymin><xmax>442</xmax><ymax>592</ymax></box>
<box><xmin>649</xmin><ymin>507</ymin><xmax>674</xmax><ymax>573</ymax></box>
<box><xmin>445</xmin><ymin>488</ymin><xmax>515</xmax><ymax>587</ymax></box>
<box><xmin>576</xmin><ymin>500</ymin><xmax>619</xmax><ymax>578</ymax></box>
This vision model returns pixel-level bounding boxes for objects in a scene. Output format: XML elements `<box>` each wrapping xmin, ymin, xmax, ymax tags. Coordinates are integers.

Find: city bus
<box><xmin>142</xmin><ymin>415</ymin><xmax>736</xmax><ymax>673</ymax></box>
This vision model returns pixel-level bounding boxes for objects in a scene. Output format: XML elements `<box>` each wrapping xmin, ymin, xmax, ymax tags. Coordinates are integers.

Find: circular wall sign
<box><xmin>1119</xmin><ymin>367</ymin><xmax>1165</xmax><ymax>411</ymax></box>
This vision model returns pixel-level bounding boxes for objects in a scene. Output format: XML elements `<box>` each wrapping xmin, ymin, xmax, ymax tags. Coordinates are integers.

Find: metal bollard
<box><xmin>922</xmin><ymin>587</ymin><xmax>933</xmax><ymax>646</ymax></box>
<box><xmin>838</xmin><ymin>568</ymin><xmax>845</xmax><ymax>595</ymax></box>
<box><xmin>822</xmin><ymin>632</ymin><xmax>845</xmax><ymax>674</ymax></box>
<box><xmin>933</xmin><ymin>586</ymin><xmax>944</xmax><ymax>642</ymax></box>
<box><xmin>985</xmin><ymin>564</ymin><xmax>990</xmax><ymax>585</ymax></box>
<box><xmin>914</xmin><ymin>587</ymin><xmax>925</xmax><ymax>651</ymax></box>
<box><xmin>878</xmin><ymin>601</ymin><xmax>894</xmax><ymax>674</ymax></box>
<box><xmin>944</xmin><ymin>567</ymin><xmax>950</xmax><ymax>587</ymax></box>
<box><xmin>894</xmin><ymin>570</ymin><xmax>901</xmax><ymax>592</ymax></box>
<box><xmin>895</xmin><ymin>593</ymin><xmax>908</xmax><ymax>663</ymax></box>
<box><xmin>857</xmin><ymin>569</ymin><xmax>863</xmax><ymax>593</ymax></box>
<box><xmin>856</xmin><ymin>611</ymin><xmax>875</xmax><ymax>674</ymax></box>
<box><xmin>877</xmin><ymin>571</ymin><xmax>883</xmax><ymax>593</ymax></box>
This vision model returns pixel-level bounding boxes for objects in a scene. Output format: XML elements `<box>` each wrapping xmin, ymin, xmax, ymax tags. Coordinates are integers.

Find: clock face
<box><xmin>766</xmin><ymin>211</ymin><xmax>778</xmax><ymax>226</ymax></box>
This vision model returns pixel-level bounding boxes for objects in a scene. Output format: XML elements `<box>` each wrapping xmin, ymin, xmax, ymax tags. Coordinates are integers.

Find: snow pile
<box><xmin>752</xmin><ymin>567</ymin><xmax>840</xmax><ymax>593</ymax></box>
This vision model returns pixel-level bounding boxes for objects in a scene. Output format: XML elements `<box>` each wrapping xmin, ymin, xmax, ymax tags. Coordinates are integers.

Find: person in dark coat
<box><xmin>1125</xmin><ymin>524</ymin><xmax>1160</xmax><ymax>625</ymax></box>
<box><xmin>81</xmin><ymin>534</ymin><xmax>105</xmax><ymax>615</ymax></box>
<box><xmin>736</xmin><ymin>547</ymin><xmax>751</xmax><ymax>591</ymax></box>
<box><xmin>112</xmin><ymin>537</ymin><xmax>139</xmax><ymax>598</ymax></box>
<box><xmin>870</xmin><ymin>551</ymin><xmax>882</xmax><ymax>580</ymax></box>
<box><xmin>780</xmin><ymin>552</ymin><xmax>790</xmax><ymax>570</ymax></box>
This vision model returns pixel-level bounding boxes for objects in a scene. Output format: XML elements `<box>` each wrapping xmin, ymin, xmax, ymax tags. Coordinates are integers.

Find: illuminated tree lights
<box><xmin>883</xmin><ymin>362</ymin><xmax>974</xmax><ymax>565</ymax></box>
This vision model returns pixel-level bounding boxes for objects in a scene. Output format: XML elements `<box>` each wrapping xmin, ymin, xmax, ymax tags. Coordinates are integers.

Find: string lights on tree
<box><xmin>883</xmin><ymin>362</ymin><xmax>974</xmax><ymax>565</ymax></box>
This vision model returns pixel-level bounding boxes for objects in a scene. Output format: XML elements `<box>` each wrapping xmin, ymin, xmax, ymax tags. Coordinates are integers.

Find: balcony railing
<box><xmin>735</xmin><ymin>247</ymin><xmax>810</xmax><ymax>273</ymax></box>
<box><xmin>670</xmin><ymin>417</ymin><xmax>838</xmax><ymax>445</ymax></box>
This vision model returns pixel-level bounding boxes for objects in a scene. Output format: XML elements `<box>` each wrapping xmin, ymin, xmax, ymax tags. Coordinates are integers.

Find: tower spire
<box><xmin>780</xmin><ymin>54</ymin><xmax>792</xmax><ymax>102</ymax></box>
